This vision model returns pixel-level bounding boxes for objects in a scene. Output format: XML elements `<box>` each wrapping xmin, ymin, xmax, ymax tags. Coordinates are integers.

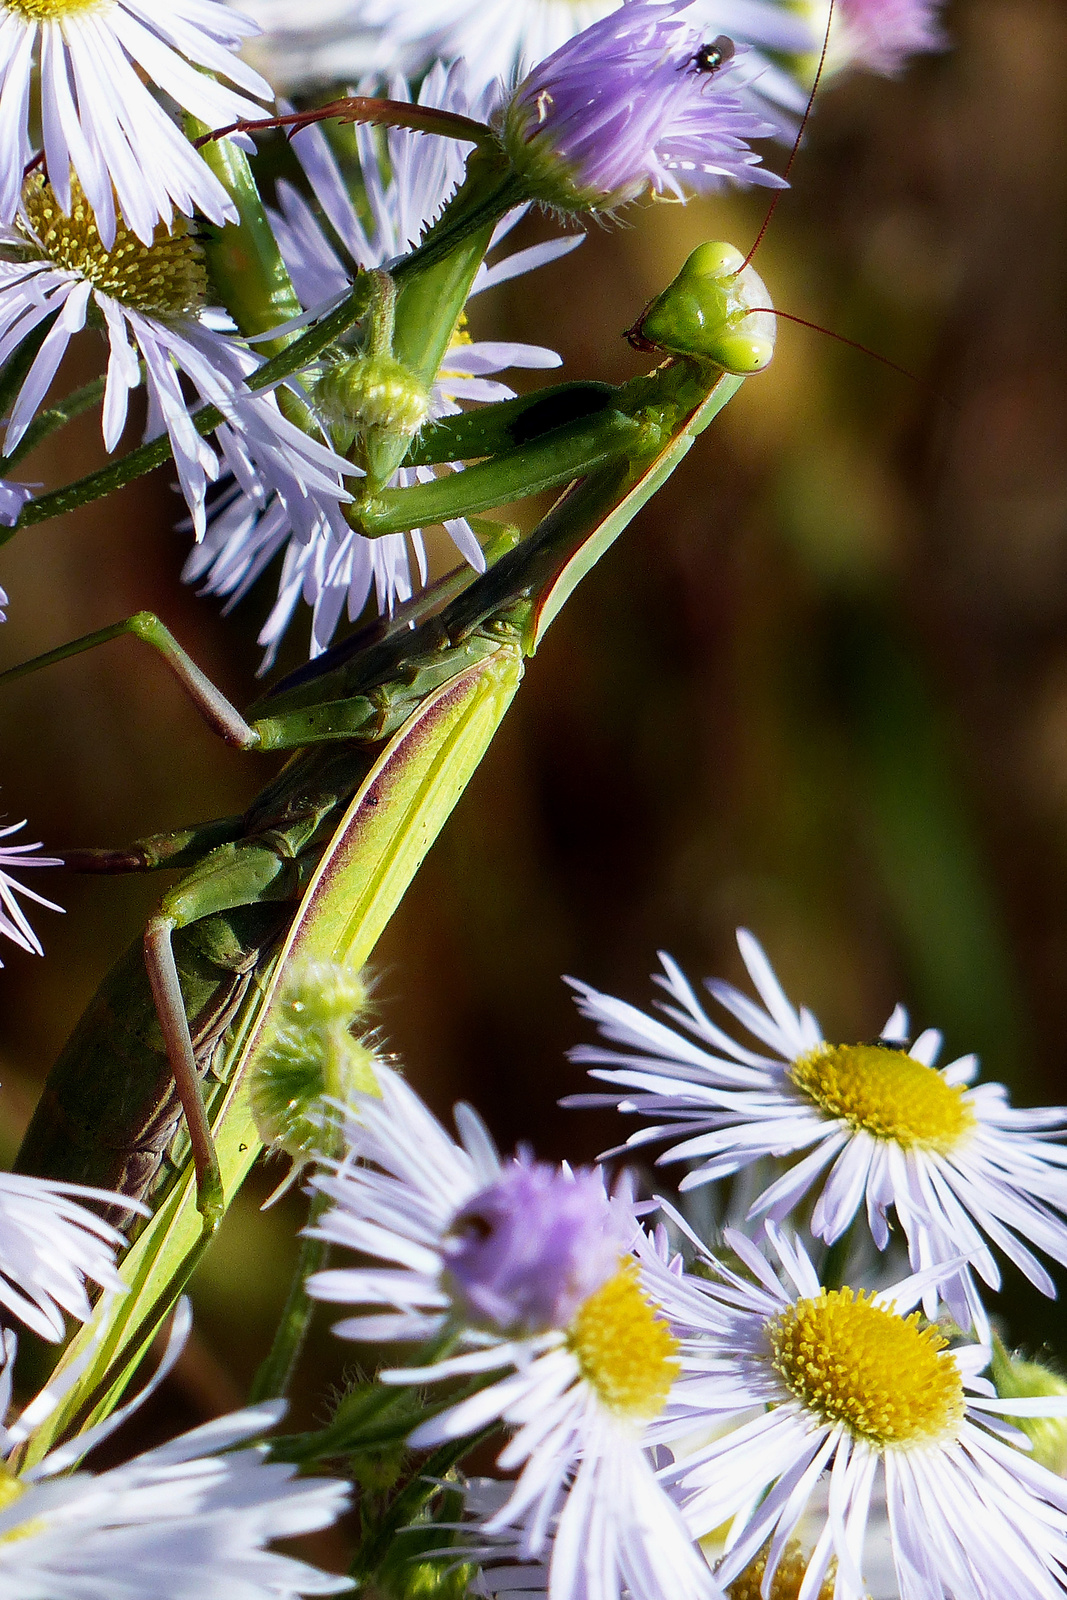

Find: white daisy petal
<box><xmin>0</xmin><ymin>0</ymin><xmax>270</xmax><ymax>248</ymax></box>
<box><xmin>568</xmin><ymin>929</ymin><xmax>1067</xmax><ymax>1338</ymax></box>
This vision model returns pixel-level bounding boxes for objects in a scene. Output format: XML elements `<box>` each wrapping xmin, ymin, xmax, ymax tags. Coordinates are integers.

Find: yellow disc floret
<box><xmin>0</xmin><ymin>1463</ymin><xmax>39</xmax><ymax>1546</ymax></box>
<box><xmin>567</xmin><ymin>1260</ymin><xmax>680</xmax><ymax>1421</ymax></box>
<box><xmin>727</xmin><ymin>1541</ymin><xmax>835</xmax><ymax>1600</ymax></box>
<box><xmin>767</xmin><ymin>1287</ymin><xmax>965</xmax><ymax>1449</ymax></box>
<box><xmin>4</xmin><ymin>0</ymin><xmax>108</xmax><ymax>17</ymax></box>
<box><xmin>20</xmin><ymin>174</ymin><xmax>207</xmax><ymax>319</ymax></box>
<box><xmin>788</xmin><ymin>1042</ymin><xmax>975</xmax><ymax>1151</ymax></box>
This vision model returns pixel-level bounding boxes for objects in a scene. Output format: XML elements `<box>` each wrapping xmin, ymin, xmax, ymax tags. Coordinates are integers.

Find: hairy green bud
<box><xmin>991</xmin><ymin>1337</ymin><xmax>1067</xmax><ymax>1475</ymax></box>
<box><xmin>250</xmin><ymin>959</ymin><xmax>379</xmax><ymax>1173</ymax></box>
<box><xmin>314</xmin><ymin>354</ymin><xmax>432</xmax><ymax>454</ymax></box>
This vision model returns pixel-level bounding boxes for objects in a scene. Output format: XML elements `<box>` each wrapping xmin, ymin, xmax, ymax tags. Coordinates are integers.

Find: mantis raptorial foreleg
<box><xmin>0</xmin><ymin>613</ymin><xmax>260</xmax><ymax>748</ymax></box>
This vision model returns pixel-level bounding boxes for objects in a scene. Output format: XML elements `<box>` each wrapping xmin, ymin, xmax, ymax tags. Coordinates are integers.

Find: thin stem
<box><xmin>0</xmin><ymin>375</ymin><xmax>106</xmax><ymax>473</ymax></box>
<box><xmin>248</xmin><ymin>1188</ymin><xmax>330</xmax><ymax>1403</ymax></box>
<box><xmin>193</xmin><ymin>97</ymin><xmax>497</xmax><ymax>153</ymax></box>
<box><xmin>350</xmin><ymin>1426</ymin><xmax>500</xmax><ymax>1583</ymax></box>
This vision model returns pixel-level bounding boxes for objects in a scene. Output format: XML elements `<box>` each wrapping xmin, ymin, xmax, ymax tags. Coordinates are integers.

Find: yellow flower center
<box><xmin>0</xmin><ymin>1463</ymin><xmax>40</xmax><ymax>1546</ymax></box>
<box><xmin>5</xmin><ymin>0</ymin><xmax>111</xmax><ymax>20</ymax></box>
<box><xmin>19</xmin><ymin>174</ymin><xmax>207</xmax><ymax>318</ymax></box>
<box><xmin>567</xmin><ymin>1261</ymin><xmax>680</xmax><ymax>1420</ymax></box>
<box><xmin>768</xmin><ymin>1288</ymin><xmax>965</xmax><ymax>1449</ymax></box>
<box><xmin>727</xmin><ymin>1541</ymin><xmax>835</xmax><ymax>1600</ymax></box>
<box><xmin>788</xmin><ymin>1042</ymin><xmax>975</xmax><ymax>1151</ymax></box>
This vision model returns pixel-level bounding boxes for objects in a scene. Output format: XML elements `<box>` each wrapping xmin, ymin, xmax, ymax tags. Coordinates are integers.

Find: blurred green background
<box><xmin>1</xmin><ymin>0</ymin><xmax>1066</xmax><ymax>1454</ymax></box>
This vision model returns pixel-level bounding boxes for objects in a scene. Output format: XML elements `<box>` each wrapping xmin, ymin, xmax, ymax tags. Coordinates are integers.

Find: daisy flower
<box><xmin>0</xmin><ymin>1300</ymin><xmax>352</xmax><ymax>1599</ymax></box>
<box><xmin>0</xmin><ymin>0</ymin><xmax>271</xmax><ymax>249</ymax></box>
<box><xmin>233</xmin><ymin>0</ymin><xmax>814</xmax><ymax>120</ymax></box>
<box><xmin>0</xmin><ymin>814</ymin><xmax>62</xmax><ymax>963</ymax></box>
<box><xmin>304</xmin><ymin>1064</ymin><xmax>720</xmax><ymax>1600</ymax></box>
<box><xmin>801</xmin><ymin>0</ymin><xmax>947</xmax><ymax>77</ymax></box>
<box><xmin>500</xmin><ymin>0</ymin><xmax>787</xmax><ymax>213</ymax></box>
<box><xmin>185</xmin><ymin>61</ymin><xmax>576</xmax><ymax>666</ymax></box>
<box><xmin>645</xmin><ymin>1223</ymin><xmax>1067</xmax><ymax>1600</ymax></box>
<box><xmin>0</xmin><ymin>172</ymin><xmax>356</xmax><ymax>539</ymax></box>
<box><xmin>0</xmin><ymin>1163</ymin><xmax>140</xmax><ymax>1341</ymax></box>
<box><xmin>566</xmin><ymin>928</ymin><xmax>1067</xmax><ymax>1338</ymax></box>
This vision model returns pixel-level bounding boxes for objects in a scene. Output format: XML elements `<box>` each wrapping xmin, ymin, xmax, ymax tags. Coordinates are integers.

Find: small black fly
<box><xmin>681</xmin><ymin>35</ymin><xmax>736</xmax><ymax>76</ymax></box>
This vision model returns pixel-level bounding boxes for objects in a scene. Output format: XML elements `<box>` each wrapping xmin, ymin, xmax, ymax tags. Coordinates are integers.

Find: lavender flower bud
<box><xmin>500</xmin><ymin>0</ymin><xmax>785</xmax><ymax>214</ymax></box>
<box><xmin>442</xmin><ymin>1160</ymin><xmax>630</xmax><ymax>1335</ymax></box>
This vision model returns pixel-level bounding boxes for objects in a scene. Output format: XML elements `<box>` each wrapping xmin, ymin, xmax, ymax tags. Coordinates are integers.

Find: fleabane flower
<box><xmin>645</xmin><ymin>1224</ymin><xmax>1067</xmax><ymax>1600</ymax></box>
<box><xmin>228</xmin><ymin>0</ymin><xmax>813</xmax><ymax>122</ymax></box>
<box><xmin>499</xmin><ymin>0</ymin><xmax>786</xmax><ymax>214</ymax></box>
<box><xmin>0</xmin><ymin>1301</ymin><xmax>352</xmax><ymax>1599</ymax></box>
<box><xmin>0</xmin><ymin>0</ymin><xmax>271</xmax><ymax>248</ymax></box>
<box><xmin>305</xmin><ymin>1064</ymin><xmax>720</xmax><ymax>1600</ymax></box>
<box><xmin>0</xmin><ymin>814</ymin><xmax>62</xmax><ymax>963</ymax></box>
<box><xmin>185</xmin><ymin>61</ymin><xmax>576</xmax><ymax>667</ymax></box>
<box><xmin>566</xmin><ymin>928</ymin><xmax>1067</xmax><ymax>1339</ymax></box>
<box><xmin>0</xmin><ymin>1166</ymin><xmax>137</xmax><ymax>1341</ymax></box>
<box><xmin>0</xmin><ymin>173</ymin><xmax>356</xmax><ymax>538</ymax></box>
<box><xmin>802</xmin><ymin>0</ymin><xmax>947</xmax><ymax>77</ymax></box>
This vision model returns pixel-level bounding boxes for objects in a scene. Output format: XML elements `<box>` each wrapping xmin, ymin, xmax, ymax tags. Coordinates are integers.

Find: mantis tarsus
<box><xmin>1</xmin><ymin>228</ymin><xmax>768</xmax><ymax>1459</ymax></box>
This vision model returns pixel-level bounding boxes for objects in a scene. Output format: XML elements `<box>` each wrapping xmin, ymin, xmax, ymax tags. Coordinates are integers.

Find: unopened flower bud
<box><xmin>634</xmin><ymin>242</ymin><xmax>776</xmax><ymax>374</ymax></box>
<box><xmin>992</xmin><ymin>1338</ymin><xmax>1067</xmax><ymax>1476</ymax></box>
<box><xmin>313</xmin><ymin>354</ymin><xmax>431</xmax><ymax>453</ymax></box>
<box><xmin>250</xmin><ymin>960</ymin><xmax>379</xmax><ymax>1169</ymax></box>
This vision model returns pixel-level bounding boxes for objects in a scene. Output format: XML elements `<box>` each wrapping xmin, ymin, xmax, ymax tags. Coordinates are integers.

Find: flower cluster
<box><xmin>0</xmin><ymin>1300</ymin><xmax>352</xmax><ymax>1599</ymax></box>
<box><xmin>297</xmin><ymin>949</ymin><xmax>1067</xmax><ymax>1600</ymax></box>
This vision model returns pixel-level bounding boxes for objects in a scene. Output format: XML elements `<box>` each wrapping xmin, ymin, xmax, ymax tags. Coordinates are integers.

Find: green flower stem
<box><xmin>192</xmin><ymin>130</ymin><xmax>303</xmax><ymax>354</ymax></box>
<box><xmin>248</xmin><ymin>1187</ymin><xmax>331</xmax><ymax>1405</ymax></box>
<box><xmin>350</xmin><ymin>1426</ymin><xmax>500</xmax><ymax>1584</ymax></box>
<box><xmin>191</xmin><ymin>124</ymin><xmax>320</xmax><ymax>440</ymax></box>
<box><xmin>0</xmin><ymin>375</ymin><xmax>106</xmax><ymax>474</ymax></box>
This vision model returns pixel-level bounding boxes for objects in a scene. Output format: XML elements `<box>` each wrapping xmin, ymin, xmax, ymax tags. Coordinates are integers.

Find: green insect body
<box><xmin>5</xmin><ymin>236</ymin><xmax>769</xmax><ymax>1459</ymax></box>
<box><xmin>635</xmin><ymin>242</ymin><xmax>777</xmax><ymax>374</ymax></box>
<box><xmin>15</xmin><ymin>635</ymin><xmax>524</xmax><ymax>1467</ymax></box>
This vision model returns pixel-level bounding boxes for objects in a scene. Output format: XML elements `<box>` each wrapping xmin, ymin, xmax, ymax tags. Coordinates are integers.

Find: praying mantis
<box><xmin>0</xmin><ymin>126</ymin><xmax>773</xmax><ymax>1457</ymax></box>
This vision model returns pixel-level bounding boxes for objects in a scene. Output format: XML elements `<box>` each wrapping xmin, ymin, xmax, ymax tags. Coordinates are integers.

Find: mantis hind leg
<box><xmin>144</xmin><ymin>915</ymin><xmax>225</xmax><ymax>1232</ymax></box>
<box><xmin>142</xmin><ymin>835</ymin><xmax>300</xmax><ymax>1232</ymax></box>
<box><xmin>63</xmin><ymin>816</ymin><xmax>246</xmax><ymax>875</ymax></box>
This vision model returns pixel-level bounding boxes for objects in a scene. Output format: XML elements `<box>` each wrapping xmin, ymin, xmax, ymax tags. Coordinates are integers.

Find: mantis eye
<box><xmin>632</xmin><ymin>241</ymin><xmax>776</xmax><ymax>374</ymax></box>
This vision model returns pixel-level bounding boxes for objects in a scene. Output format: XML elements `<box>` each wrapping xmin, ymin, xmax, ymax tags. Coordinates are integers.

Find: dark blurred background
<box><xmin>1</xmin><ymin>0</ymin><xmax>1066</xmax><ymax>1450</ymax></box>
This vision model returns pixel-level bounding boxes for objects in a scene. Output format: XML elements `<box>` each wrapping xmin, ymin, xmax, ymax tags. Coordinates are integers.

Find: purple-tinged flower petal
<box><xmin>501</xmin><ymin>0</ymin><xmax>785</xmax><ymax>212</ymax></box>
